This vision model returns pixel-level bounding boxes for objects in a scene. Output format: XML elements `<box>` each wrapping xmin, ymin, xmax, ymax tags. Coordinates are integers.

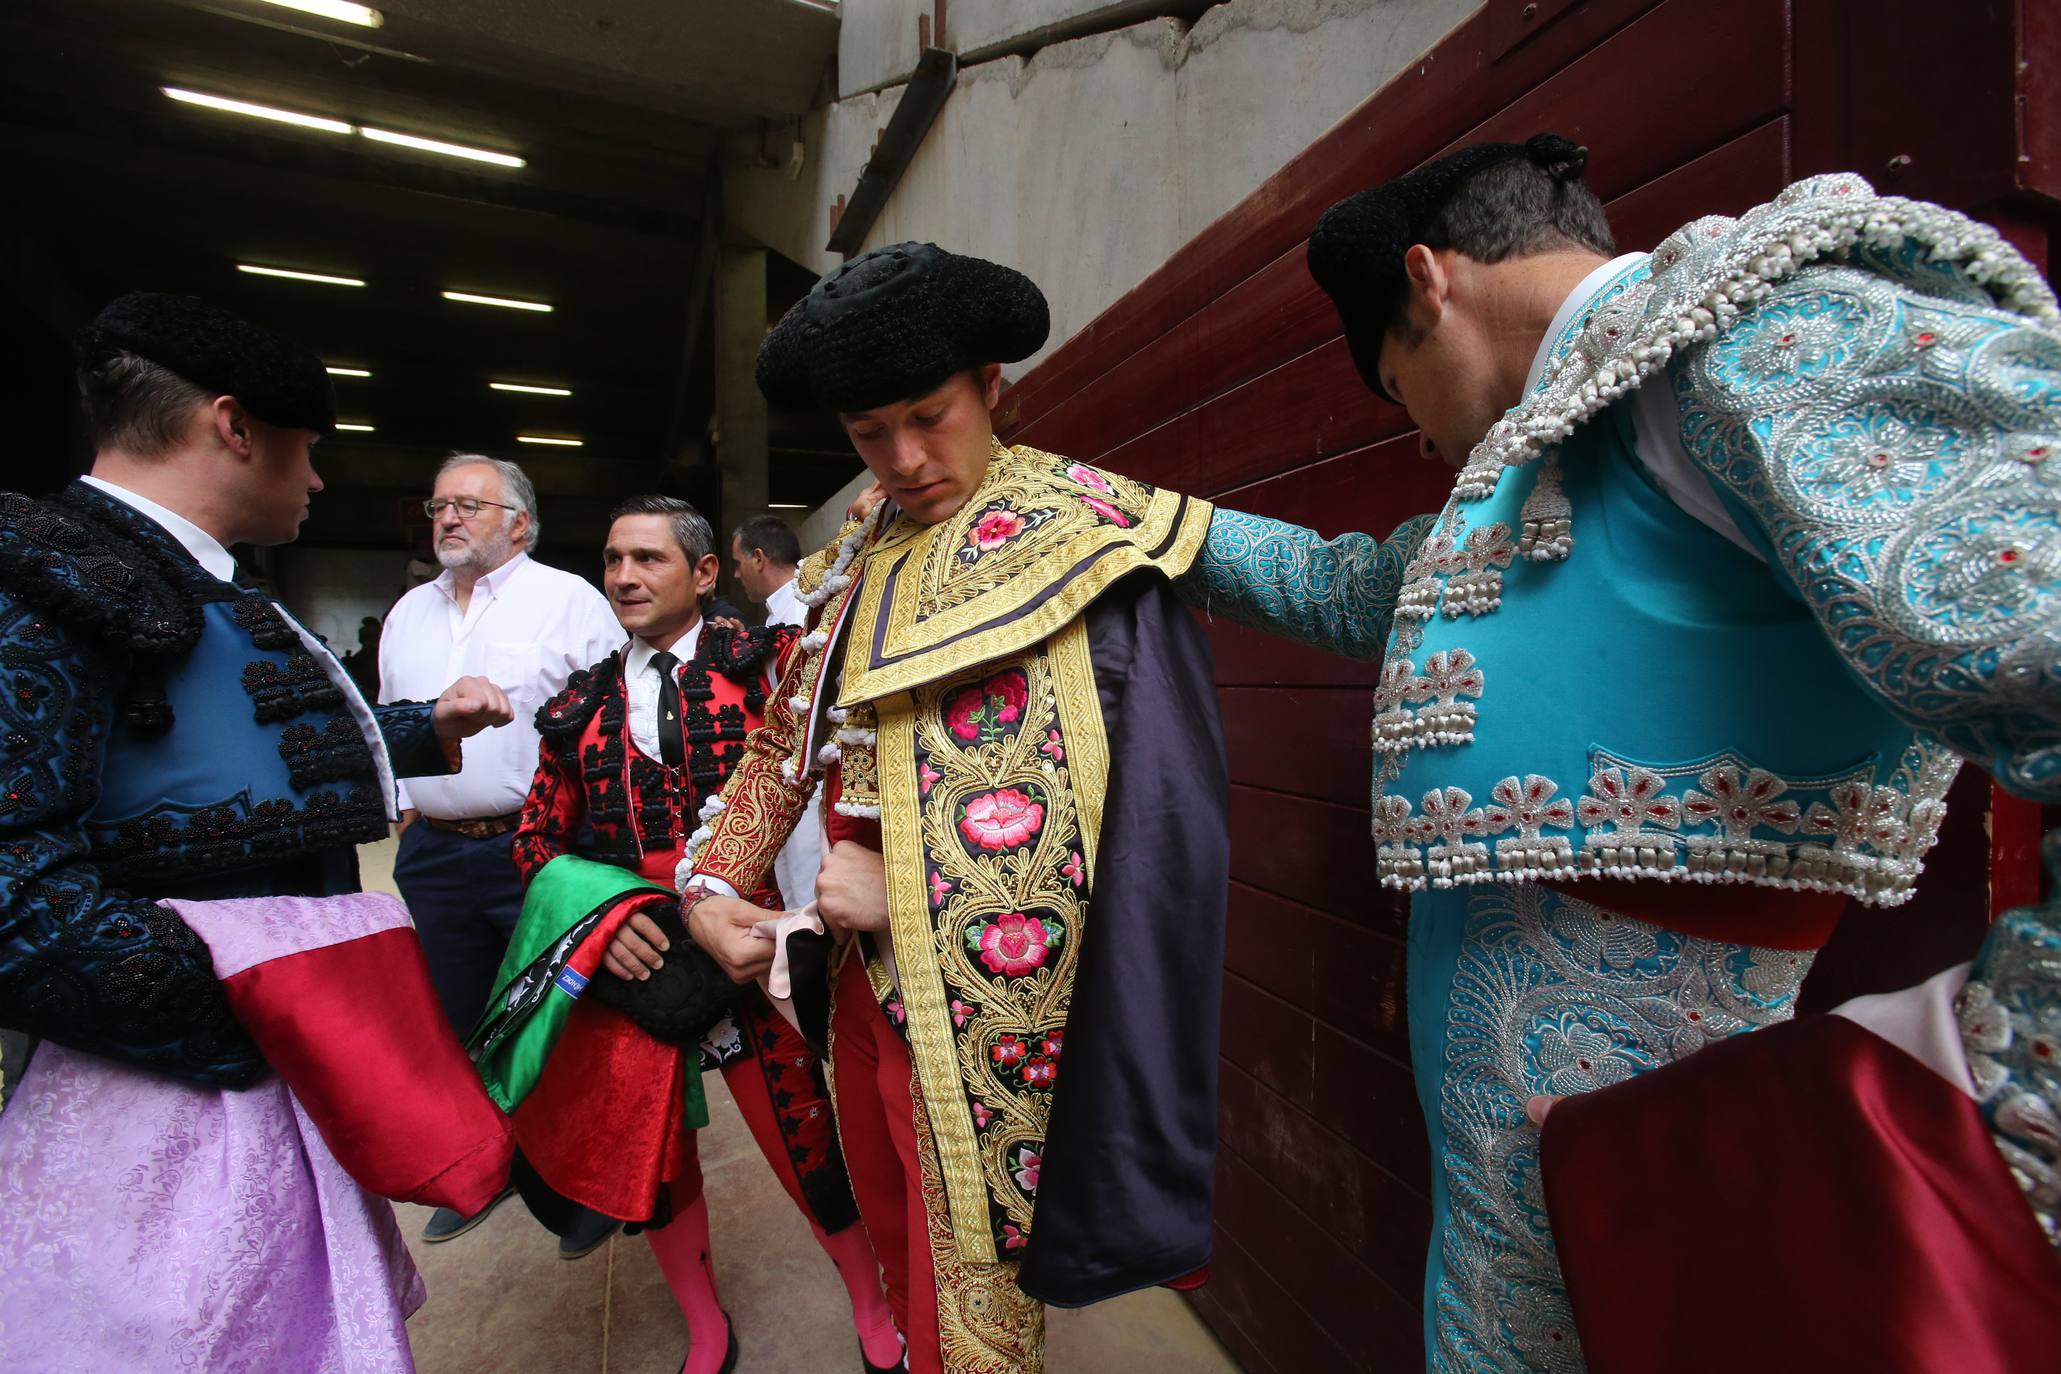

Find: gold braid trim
<box><xmin>835</xmin><ymin>442</ymin><xmax>1212</xmax><ymax>707</ymax></box>
<box><xmin>912</xmin><ymin>1053</ymin><xmax>1046</xmax><ymax>1374</ymax></box>
<box><xmin>879</xmin><ymin>619</ymin><xmax>1106</xmax><ymax>1261</ymax></box>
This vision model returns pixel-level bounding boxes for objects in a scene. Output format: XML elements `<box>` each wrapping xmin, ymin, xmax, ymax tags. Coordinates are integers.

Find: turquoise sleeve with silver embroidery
<box><xmin>1674</xmin><ymin>253</ymin><xmax>2061</xmax><ymax>800</ymax></box>
<box><xmin>1176</xmin><ymin>508</ymin><xmax>1435</xmax><ymax>661</ymax></box>
<box><xmin>1957</xmin><ymin>830</ymin><xmax>2061</xmax><ymax>1249</ymax></box>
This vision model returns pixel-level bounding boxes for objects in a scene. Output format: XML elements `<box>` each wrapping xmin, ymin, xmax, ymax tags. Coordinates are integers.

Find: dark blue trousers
<box><xmin>391</xmin><ymin>823</ymin><xmax>527</xmax><ymax>1037</ymax></box>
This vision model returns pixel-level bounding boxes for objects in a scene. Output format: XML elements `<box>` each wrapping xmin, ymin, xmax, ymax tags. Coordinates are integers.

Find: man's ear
<box><xmin>210</xmin><ymin>396</ymin><xmax>254</xmax><ymax>457</ymax></box>
<box><xmin>979</xmin><ymin>362</ymin><xmax>1005</xmax><ymax>411</ymax></box>
<box><xmin>1401</xmin><ymin>244</ymin><xmax>1452</xmax><ymax>330</ymax></box>
<box><xmin>693</xmin><ymin>552</ymin><xmax>721</xmax><ymax>596</ymax></box>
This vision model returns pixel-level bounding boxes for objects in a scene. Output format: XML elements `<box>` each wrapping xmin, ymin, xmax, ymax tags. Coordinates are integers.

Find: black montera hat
<box><xmin>756</xmin><ymin>243</ymin><xmax>1050</xmax><ymax>413</ymax></box>
<box><xmin>77</xmin><ymin>291</ymin><xmax>337</xmax><ymax>433</ymax></box>
<box><xmin>1308</xmin><ymin>133</ymin><xmax>1591</xmax><ymax>400</ymax></box>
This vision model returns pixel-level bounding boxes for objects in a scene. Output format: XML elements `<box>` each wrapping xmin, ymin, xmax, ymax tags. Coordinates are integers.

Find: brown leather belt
<box><xmin>421</xmin><ymin>812</ymin><xmax>522</xmax><ymax>840</ymax></box>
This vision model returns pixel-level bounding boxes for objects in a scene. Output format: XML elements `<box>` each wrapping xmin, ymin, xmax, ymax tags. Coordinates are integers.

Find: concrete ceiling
<box><xmin>0</xmin><ymin>0</ymin><xmax>850</xmax><ymax>557</ymax></box>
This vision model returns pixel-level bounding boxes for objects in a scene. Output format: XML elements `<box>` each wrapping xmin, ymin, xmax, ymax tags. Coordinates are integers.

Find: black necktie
<box><xmin>650</xmin><ymin>650</ymin><xmax>686</xmax><ymax>767</ymax></box>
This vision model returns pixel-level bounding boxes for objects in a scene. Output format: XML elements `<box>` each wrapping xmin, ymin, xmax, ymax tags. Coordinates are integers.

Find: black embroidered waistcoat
<box><xmin>0</xmin><ymin>482</ymin><xmax>448</xmax><ymax>1085</ymax></box>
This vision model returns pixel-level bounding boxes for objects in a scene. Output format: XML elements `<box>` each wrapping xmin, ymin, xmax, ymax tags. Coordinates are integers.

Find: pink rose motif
<box><xmin>978</xmin><ymin>912</ymin><xmax>1052</xmax><ymax>977</ymax></box>
<box><xmin>1061</xmin><ymin>850</ymin><xmax>1085</xmax><ymax>888</ymax></box>
<box><xmin>1066</xmin><ymin>463</ymin><xmax>1113</xmax><ymax>495</ymax></box>
<box><xmin>1001</xmin><ymin>1222</ymin><xmax>1027</xmax><ymax>1251</ymax></box>
<box><xmin>992</xmin><ymin>1033</ymin><xmax>1028</xmax><ymax>1068</ymax></box>
<box><xmin>970</xmin><ymin>508</ymin><xmax>1026</xmax><ymax>552</ymax></box>
<box><xmin>986</xmin><ymin>670</ymin><xmax>1028</xmax><ymax>725</ymax></box>
<box><xmin>1080</xmin><ymin>494</ymin><xmax>1130</xmax><ymax>528</ymax></box>
<box><xmin>944</xmin><ymin>670</ymin><xmax>1031</xmax><ymax>744</ymax></box>
<box><xmin>971</xmin><ymin>1101</ymin><xmax>994</xmax><ymax>1129</ymax></box>
<box><xmin>959</xmin><ymin>788</ymin><xmax>1045</xmax><ymax>851</ymax></box>
<box><xmin>919</xmin><ymin>760</ymin><xmax>944</xmax><ymax>794</ymax></box>
<box><xmin>1040</xmin><ymin>729</ymin><xmax>1065</xmax><ymax>763</ymax></box>
<box><xmin>944</xmin><ymin>685</ymin><xmax>988</xmax><ymax>742</ymax></box>
<box><xmin>951</xmin><ymin>998</ymin><xmax>974</xmax><ymax>1029</ymax></box>
<box><xmin>1012</xmin><ymin>1147</ymin><xmax>1041</xmax><ymax>1194</ymax></box>
<box><xmin>886</xmin><ymin>999</ymin><xmax>907</xmax><ymax>1026</ymax></box>
<box><xmin>928</xmin><ymin>870</ymin><xmax>955</xmax><ymax>907</ymax></box>
<box><xmin>1039</xmin><ymin>1031</ymin><xmax>1063</xmax><ymax>1060</ymax></box>
<box><xmin>1021</xmin><ymin>1055</ymin><xmax>1057</xmax><ymax>1088</ymax></box>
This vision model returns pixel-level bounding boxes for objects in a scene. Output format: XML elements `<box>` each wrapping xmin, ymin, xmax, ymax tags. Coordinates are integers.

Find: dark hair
<box><xmin>77</xmin><ymin>349</ymin><xmax>213</xmax><ymax>455</ymax></box>
<box><xmin>732</xmin><ymin>513</ymin><xmax>801</xmax><ymax>567</ymax></box>
<box><xmin>608</xmin><ymin>494</ymin><xmax>715</xmax><ymax>565</ymax></box>
<box><xmin>1391</xmin><ymin>157</ymin><xmax>1613</xmax><ymax>334</ymax></box>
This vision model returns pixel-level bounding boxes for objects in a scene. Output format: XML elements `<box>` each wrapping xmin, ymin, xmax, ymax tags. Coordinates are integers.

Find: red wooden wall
<box><xmin>995</xmin><ymin>1</ymin><xmax>2059</xmax><ymax>1368</ymax></box>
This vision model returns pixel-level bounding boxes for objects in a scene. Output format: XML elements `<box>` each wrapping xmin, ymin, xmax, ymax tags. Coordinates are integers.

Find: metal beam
<box><xmin>825</xmin><ymin>47</ymin><xmax>958</xmax><ymax>255</ymax></box>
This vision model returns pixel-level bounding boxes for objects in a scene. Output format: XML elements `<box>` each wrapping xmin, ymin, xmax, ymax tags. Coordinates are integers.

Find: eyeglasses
<box><xmin>424</xmin><ymin>496</ymin><xmax>520</xmax><ymax>520</ymax></box>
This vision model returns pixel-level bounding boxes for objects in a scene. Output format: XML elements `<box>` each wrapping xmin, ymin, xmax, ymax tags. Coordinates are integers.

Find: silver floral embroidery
<box><xmin>1432</xmin><ymin>884</ymin><xmax>1811</xmax><ymax>1372</ymax></box>
<box><xmin>1372</xmin><ymin>748</ymin><xmax>1951</xmax><ymax>902</ymax></box>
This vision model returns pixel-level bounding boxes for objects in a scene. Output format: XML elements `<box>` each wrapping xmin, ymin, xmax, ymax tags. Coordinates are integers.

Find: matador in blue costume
<box><xmin>0</xmin><ymin>292</ymin><xmax>515</xmax><ymax>1372</ymax></box>
<box><xmin>1305</xmin><ymin>138</ymin><xmax>2061</xmax><ymax>1370</ymax></box>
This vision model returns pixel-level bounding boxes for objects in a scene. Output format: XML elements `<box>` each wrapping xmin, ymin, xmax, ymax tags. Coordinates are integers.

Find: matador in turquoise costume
<box><xmin>1296</xmin><ymin>138</ymin><xmax>2061</xmax><ymax>1370</ymax></box>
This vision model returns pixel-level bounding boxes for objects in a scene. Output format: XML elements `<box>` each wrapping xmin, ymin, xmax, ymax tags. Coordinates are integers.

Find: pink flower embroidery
<box><xmin>928</xmin><ymin>870</ymin><xmax>955</xmax><ymax>907</ymax></box>
<box><xmin>885</xmin><ymin>999</ymin><xmax>907</xmax><ymax>1026</ymax></box>
<box><xmin>1001</xmin><ymin>1222</ymin><xmax>1027</xmax><ymax>1251</ymax></box>
<box><xmin>1040</xmin><ymin>729</ymin><xmax>1065</xmax><ymax>763</ymax></box>
<box><xmin>951</xmin><ymin>998</ymin><xmax>974</xmax><ymax>1029</ymax></box>
<box><xmin>1013</xmin><ymin>1147</ymin><xmax>1041</xmax><ymax>1194</ymax></box>
<box><xmin>1080</xmin><ymin>494</ymin><xmax>1130</xmax><ymax>528</ymax></box>
<box><xmin>1039</xmin><ymin>1032</ymin><xmax>1064</xmax><ymax>1060</ymax></box>
<box><xmin>979</xmin><ymin>913</ymin><xmax>1052</xmax><ymax>977</ymax></box>
<box><xmin>1060</xmin><ymin>850</ymin><xmax>1085</xmax><ymax>887</ymax></box>
<box><xmin>919</xmin><ymin>760</ymin><xmax>944</xmax><ymax>794</ymax></box>
<box><xmin>971</xmin><ymin>1101</ymin><xmax>994</xmax><ymax>1129</ymax></box>
<box><xmin>1066</xmin><ymin>463</ymin><xmax>1113</xmax><ymax>494</ymax></box>
<box><xmin>970</xmin><ymin>508</ymin><xmax>1026</xmax><ymax>552</ymax></box>
<box><xmin>959</xmin><ymin>788</ymin><xmax>1045</xmax><ymax>850</ymax></box>
<box><xmin>943</xmin><ymin>670</ymin><xmax>1030</xmax><ymax>743</ymax></box>
<box><xmin>1021</xmin><ymin>1055</ymin><xmax>1057</xmax><ymax>1088</ymax></box>
<box><xmin>992</xmin><ymin>1033</ymin><xmax>1028</xmax><ymax>1068</ymax></box>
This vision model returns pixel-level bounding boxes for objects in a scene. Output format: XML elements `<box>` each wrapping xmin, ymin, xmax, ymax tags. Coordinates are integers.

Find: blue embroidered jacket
<box><xmin>0</xmin><ymin>483</ymin><xmax>453</xmax><ymax>1086</ymax></box>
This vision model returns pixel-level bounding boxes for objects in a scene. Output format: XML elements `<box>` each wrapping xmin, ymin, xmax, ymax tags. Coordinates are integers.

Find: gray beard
<box><xmin>436</xmin><ymin>527</ymin><xmax>513</xmax><ymax>573</ymax></box>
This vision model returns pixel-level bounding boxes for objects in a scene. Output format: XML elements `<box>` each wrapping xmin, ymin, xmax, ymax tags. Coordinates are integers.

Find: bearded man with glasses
<box><xmin>378</xmin><ymin>452</ymin><xmax>623</xmax><ymax>1247</ymax></box>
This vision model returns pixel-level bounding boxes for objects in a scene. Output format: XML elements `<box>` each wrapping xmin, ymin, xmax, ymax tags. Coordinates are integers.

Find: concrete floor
<box><xmin>361</xmin><ymin>837</ymin><xmax>1242</xmax><ymax>1374</ymax></box>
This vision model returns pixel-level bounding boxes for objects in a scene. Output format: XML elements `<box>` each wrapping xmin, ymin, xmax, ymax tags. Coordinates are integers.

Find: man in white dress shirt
<box><xmin>378</xmin><ymin>454</ymin><xmax>621</xmax><ymax>1244</ymax></box>
<box><xmin>728</xmin><ymin>513</ymin><xmax>820</xmax><ymax>911</ymax></box>
<box><xmin>729</xmin><ymin>513</ymin><xmax>803</xmax><ymax>629</ymax></box>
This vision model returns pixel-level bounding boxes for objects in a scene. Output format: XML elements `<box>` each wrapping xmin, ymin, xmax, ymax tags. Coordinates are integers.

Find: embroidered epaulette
<box><xmin>536</xmin><ymin>653</ymin><xmax>623</xmax><ymax>741</ymax></box>
<box><xmin>0</xmin><ymin>488</ymin><xmax>201</xmax><ymax>656</ymax></box>
<box><xmin>702</xmin><ymin>622</ymin><xmax>798</xmax><ymax>684</ymax></box>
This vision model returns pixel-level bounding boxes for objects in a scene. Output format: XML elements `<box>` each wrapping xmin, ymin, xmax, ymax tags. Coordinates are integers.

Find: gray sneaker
<box><xmin>557</xmin><ymin>1205</ymin><xmax>622</xmax><ymax>1260</ymax></box>
<box><xmin>419</xmin><ymin>1185</ymin><xmax>517</xmax><ymax>1243</ymax></box>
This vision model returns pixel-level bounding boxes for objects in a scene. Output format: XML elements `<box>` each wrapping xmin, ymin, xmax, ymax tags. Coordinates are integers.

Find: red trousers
<box><xmin>831</xmin><ymin>955</ymin><xmax>935</xmax><ymax>1364</ymax></box>
<box><xmin>831</xmin><ymin>956</ymin><xmax>1046</xmax><ymax>1374</ymax></box>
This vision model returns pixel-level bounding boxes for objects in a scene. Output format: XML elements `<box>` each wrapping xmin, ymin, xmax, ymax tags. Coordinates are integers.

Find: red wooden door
<box><xmin>996</xmin><ymin>2</ymin><xmax>2058</xmax><ymax>1368</ymax></box>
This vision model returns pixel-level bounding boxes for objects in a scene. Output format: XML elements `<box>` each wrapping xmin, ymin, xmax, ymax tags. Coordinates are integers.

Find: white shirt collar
<box><xmin>80</xmin><ymin>474</ymin><xmax>238</xmax><ymax>582</ymax></box>
<box><xmin>1522</xmin><ymin>252</ymin><xmax>1650</xmax><ymax>396</ymax></box>
<box><xmin>432</xmin><ymin>549</ymin><xmax>531</xmax><ymax>604</ymax></box>
<box><xmin>626</xmin><ymin>619</ymin><xmax>705</xmax><ymax>679</ymax></box>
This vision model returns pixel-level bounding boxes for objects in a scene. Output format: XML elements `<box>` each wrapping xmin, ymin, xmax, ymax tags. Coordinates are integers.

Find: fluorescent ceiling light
<box><xmin>255</xmin><ymin>0</ymin><xmax>384</xmax><ymax>26</ymax></box>
<box><xmin>768</xmin><ymin>503</ymin><xmax>809</xmax><ymax>509</ymax></box>
<box><xmin>443</xmin><ymin>290</ymin><xmax>551</xmax><ymax>313</ymax></box>
<box><xmin>489</xmin><ymin>381</ymin><xmax>572</xmax><ymax>396</ymax></box>
<box><xmin>163</xmin><ymin>86</ymin><xmax>351</xmax><ymax>135</ymax></box>
<box><xmin>326</xmin><ymin>366</ymin><xmax>372</xmax><ymax>378</ymax></box>
<box><xmin>239</xmin><ymin>264</ymin><xmax>365</xmax><ymax>287</ymax></box>
<box><xmin>516</xmin><ymin>435</ymin><xmax>583</xmax><ymax>447</ymax></box>
<box><xmin>162</xmin><ymin>87</ymin><xmax>524</xmax><ymax>174</ymax></box>
<box><xmin>361</xmin><ymin>126</ymin><xmax>523</xmax><ymax>168</ymax></box>
<box><xmin>335</xmin><ymin>422</ymin><xmax>376</xmax><ymax>432</ymax></box>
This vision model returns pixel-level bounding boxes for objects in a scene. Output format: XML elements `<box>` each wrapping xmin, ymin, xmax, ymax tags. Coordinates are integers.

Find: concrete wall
<box><xmin>274</xmin><ymin>546</ymin><xmax>418</xmax><ymax>654</ymax></box>
<box><xmin>735</xmin><ymin>0</ymin><xmax>1480</xmax><ymax>386</ymax></box>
